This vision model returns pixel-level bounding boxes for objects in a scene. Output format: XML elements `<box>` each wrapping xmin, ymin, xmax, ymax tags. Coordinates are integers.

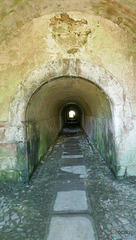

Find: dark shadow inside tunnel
<box><xmin>25</xmin><ymin>76</ymin><xmax>116</xmax><ymax>179</ymax></box>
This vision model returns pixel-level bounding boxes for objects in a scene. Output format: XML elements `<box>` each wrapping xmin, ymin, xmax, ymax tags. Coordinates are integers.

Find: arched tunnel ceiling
<box><xmin>0</xmin><ymin>0</ymin><xmax>136</xmax><ymax>43</ymax></box>
<box><xmin>26</xmin><ymin>77</ymin><xmax>112</xmax><ymax>121</ymax></box>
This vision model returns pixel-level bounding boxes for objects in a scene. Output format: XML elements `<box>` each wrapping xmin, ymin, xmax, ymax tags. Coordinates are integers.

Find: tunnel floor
<box><xmin>0</xmin><ymin>127</ymin><xmax>136</xmax><ymax>240</ymax></box>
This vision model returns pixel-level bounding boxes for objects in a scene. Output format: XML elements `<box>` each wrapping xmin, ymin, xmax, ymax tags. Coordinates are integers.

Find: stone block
<box><xmin>62</xmin><ymin>155</ymin><xmax>83</xmax><ymax>158</ymax></box>
<box><xmin>60</xmin><ymin>165</ymin><xmax>88</xmax><ymax>178</ymax></box>
<box><xmin>45</xmin><ymin>216</ymin><xmax>97</xmax><ymax>240</ymax></box>
<box><xmin>127</xmin><ymin>165</ymin><xmax>136</xmax><ymax>176</ymax></box>
<box><xmin>0</xmin><ymin>127</ymin><xmax>6</xmax><ymax>142</ymax></box>
<box><xmin>0</xmin><ymin>157</ymin><xmax>17</xmax><ymax>170</ymax></box>
<box><xmin>0</xmin><ymin>143</ymin><xmax>17</xmax><ymax>157</ymax></box>
<box><xmin>0</xmin><ymin>143</ymin><xmax>17</xmax><ymax>171</ymax></box>
<box><xmin>117</xmin><ymin>166</ymin><xmax>126</xmax><ymax>177</ymax></box>
<box><xmin>54</xmin><ymin>190</ymin><xmax>88</xmax><ymax>212</ymax></box>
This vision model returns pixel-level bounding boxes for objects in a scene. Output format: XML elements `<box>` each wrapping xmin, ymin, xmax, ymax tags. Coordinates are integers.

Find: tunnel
<box><xmin>26</xmin><ymin>76</ymin><xmax>116</xmax><ymax>178</ymax></box>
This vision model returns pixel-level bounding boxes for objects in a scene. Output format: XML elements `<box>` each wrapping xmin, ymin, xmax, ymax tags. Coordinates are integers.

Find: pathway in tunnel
<box><xmin>0</xmin><ymin>126</ymin><xmax>136</xmax><ymax>239</ymax></box>
<box><xmin>44</xmin><ymin>125</ymin><xmax>97</xmax><ymax>240</ymax></box>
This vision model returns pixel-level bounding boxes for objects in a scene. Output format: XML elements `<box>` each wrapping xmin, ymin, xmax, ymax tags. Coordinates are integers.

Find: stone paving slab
<box><xmin>60</xmin><ymin>165</ymin><xmax>88</xmax><ymax>178</ymax></box>
<box><xmin>62</xmin><ymin>157</ymin><xmax>85</xmax><ymax>166</ymax></box>
<box><xmin>45</xmin><ymin>216</ymin><xmax>97</xmax><ymax>240</ymax></box>
<box><xmin>63</xmin><ymin>151</ymin><xmax>82</xmax><ymax>155</ymax></box>
<box><xmin>62</xmin><ymin>155</ymin><xmax>83</xmax><ymax>158</ymax></box>
<box><xmin>57</xmin><ymin>172</ymin><xmax>82</xmax><ymax>180</ymax></box>
<box><xmin>64</xmin><ymin>144</ymin><xmax>81</xmax><ymax>146</ymax></box>
<box><xmin>54</xmin><ymin>181</ymin><xmax>85</xmax><ymax>192</ymax></box>
<box><xmin>53</xmin><ymin>190</ymin><xmax>88</xmax><ymax>212</ymax></box>
<box><xmin>64</xmin><ymin>146</ymin><xmax>81</xmax><ymax>150</ymax></box>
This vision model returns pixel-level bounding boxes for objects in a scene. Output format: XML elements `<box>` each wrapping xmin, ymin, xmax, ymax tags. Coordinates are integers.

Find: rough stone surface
<box><xmin>53</xmin><ymin>190</ymin><xmax>88</xmax><ymax>212</ymax></box>
<box><xmin>62</xmin><ymin>154</ymin><xmax>83</xmax><ymax>158</ymax></box>
<box><xmin>50</xmin><ymin>13</ymin><xmax>91</xmax><ymax>54</ymax></box>
<box><xmin>45</xmin><ymin>216</ymin><xmax>96</xmax><ymax>240</ymax></box>
<box><xmin>60</xmin><ymin>165</ymin><xmax>88</xmax><ymax>178</ymax></box>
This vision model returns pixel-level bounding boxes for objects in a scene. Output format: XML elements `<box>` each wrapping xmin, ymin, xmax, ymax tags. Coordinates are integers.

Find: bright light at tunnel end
<box><xmin>69</xmin><ymin>110</ymin><xmax>76</xmax><ymax>118</ymax></box>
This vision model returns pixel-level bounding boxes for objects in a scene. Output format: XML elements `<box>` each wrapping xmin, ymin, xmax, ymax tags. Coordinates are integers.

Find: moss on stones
<box><xmin>0</xmin><ymin>170</ymin><xmax>28</xmax><ymax>183</ymax></box>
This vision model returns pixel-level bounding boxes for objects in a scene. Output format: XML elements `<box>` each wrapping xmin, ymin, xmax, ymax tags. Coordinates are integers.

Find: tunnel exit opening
<box><xmin>60</xmin><ymin>103</ymin><xmax>84</xmax><ymax>129</ymax></box>
<box><xmin>68</xmin><ymin>110</ymin><xmax>75</xmax><ymax>119</ymax></box>
<box><xmin>67</xmin><ymin>109</ymin><xmax>78</xmax><ymax>124</ymax></box>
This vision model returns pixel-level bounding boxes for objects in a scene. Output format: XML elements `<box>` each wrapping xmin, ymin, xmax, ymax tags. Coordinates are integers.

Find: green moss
<box><xmin>0</xmin><ymin>169</ymin><xmax>28</xmax><ymax>183</ymax></box>
<box><xmin>0</xmin><ymin>147</ymin><xmax>8</xmax><ymax>157</ymax></box>
<box><xmin>26</xmin><ymin>122</ymin><xmax>40</xmax><ymax>177</ymax></box>
<box><xmin>0</xmin><ymin>170</ymin><xmax>20</xmax><ymax>183</ymax></box>
<box><xmin>17</xmin><ymin>143</ymin><xmax>28</xmax><ymax>171</ymax></box>
<box><xmin>38</xmin><ymin>136</ymin><xmax>47</xmax><ymax>160</ymax></box>
<box><xmin>91</xmin><ymin>118</ymin><xmax>117</xmax><ymax>174</ymax></box>
<box><xmin>12</xmin><ymin>0</ymin><xmax>23</xmax><ymax>7</ymax></box>
<box><xmin>0</xmin><ymin>10</ymin><xmax>16</xmax><ymax>21</ymax></box>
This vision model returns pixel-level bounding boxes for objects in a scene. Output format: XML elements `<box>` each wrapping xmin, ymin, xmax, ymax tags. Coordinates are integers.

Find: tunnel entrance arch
<box><xmin>25</xmin><ymin>76</ymin><xmax>113</xmax><ymax>177</ymax></box>
<box><xmin>8</xmin><ymin>59</ymin><xmax>133</xmax><ymax>180</ymax></box>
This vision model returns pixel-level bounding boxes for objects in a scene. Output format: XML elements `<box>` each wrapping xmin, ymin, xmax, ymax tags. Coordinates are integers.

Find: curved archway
<box><xmin>25</xmin><ymin>76</ymin><xmax>113</xmax><ymax>177</ymax></box>
<box><xmin>8</xmin><ymin>59</ymin><xmax>133</xmax><ymax>179</ymax></box>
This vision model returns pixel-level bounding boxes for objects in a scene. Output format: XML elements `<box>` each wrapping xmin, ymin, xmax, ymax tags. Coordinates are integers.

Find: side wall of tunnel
<box><xmin>6</xmin><ymin>59</ymin><xmax>134</xmax><ymax>182</ymax></box>
<box><xmin>85</xmin><ymin>114</ymin><xmax>116</xmax><ymax>171</ymax></box>
<box><xmin>26</xmin><ymin>102</ymin><xmax>60</xmax><ymax>177</ymax></box>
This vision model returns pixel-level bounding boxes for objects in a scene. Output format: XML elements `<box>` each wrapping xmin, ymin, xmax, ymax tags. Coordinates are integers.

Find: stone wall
<box><xmin>85</xmin><ymin>117</ymin><xmax>116</xmax><ymax>174</ymax></box>
<box><xmin>26</xmin><ymin>118</ymin><xmax>59</xmax><ymax>177</ymax></box>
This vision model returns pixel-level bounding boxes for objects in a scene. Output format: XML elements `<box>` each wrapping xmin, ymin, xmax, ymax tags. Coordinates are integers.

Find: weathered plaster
<box><xmin>0</xmin><ymin>13</ymin><xmax>135</xmax><ymax>121</ymax></box>
<box><xmin>50</xmin><ymin>13</ymin><xmax>91</xmax><ymax>54</ymax></box>
<box><xmin>0</xmin><ymin>0</ymin><xmax>136</xmax><ymax>43</ymax></box>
